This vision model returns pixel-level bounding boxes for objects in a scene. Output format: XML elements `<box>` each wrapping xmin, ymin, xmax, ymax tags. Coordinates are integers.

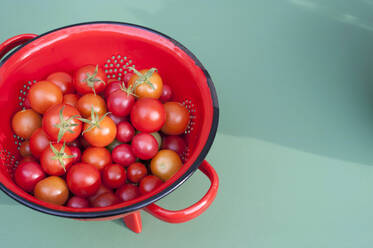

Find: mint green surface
<box><xmin>1</xmin><ymin>0</ymin><xmax>373</xmax><ymax>247</ymax></box>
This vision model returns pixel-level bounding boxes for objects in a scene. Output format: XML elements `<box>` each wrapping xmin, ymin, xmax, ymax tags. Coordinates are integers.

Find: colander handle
<box><xmin>144</xmin><ymin>160</ymin><xmax>219</xmax><ymax>223</ymax></box>
<box><xmin>0</xmin><ymin>34</ymin><xmax>37</xmax><ymax>60</ymax></box>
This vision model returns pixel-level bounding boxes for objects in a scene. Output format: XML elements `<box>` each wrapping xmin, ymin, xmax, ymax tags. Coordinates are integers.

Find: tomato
<box><xmin>91</xmin><ymin>192</ymin><xmax>119</xmax><ymax>208</ymax></box>
<box><xmin>19</xmin><ymin>156</ymin><xmax>37</xmax><ymax>164</ymax></box>
<box><xmin>42</xmin><ymin>104</ymin><xmax>82</xmax><ymax>143</ymax></box>
<box><xmin>102</xmin><ymin>164</ymin><xmax>126</xmax><ymax>189</ymax></box>
<box><xmin>66</xmin><ymin>196</ymin><xmax>90</xmax><ymax>208</ymax></box>
<box><xmin>108</xmin><ymin>113</ymin><xmax>127</xmax><ymax>125</ymax></box>
<box><xmin>128</xmin><ymin>68</ymin><xmax>163</xmax><ymax>99</ymax></box>
<box><xmin>81</xmin><ymin>147</ymin><xmax>111</xmax><ymax>170</ymax></box>
<box><xmin>106</xmin><ymin>139</ymin><xmax>123</xmax><ymax>152</ymax></box>
<box><xmin>150</xmin><ymin>150</ymin><xmax>182</xmax><ymax>181</ymax></box>
<box><xmin>34</xmin><ymin>176</ymin><xmax>69</xmax><ymax>205</ymax></box>
<box><xmin>82</xmin><ymin>114</ymin><xmax>117</xmax><ymax>147</ymax></box>
<box><xmin>116</xmin><ymin>121</ymin><xmax>135</xmax><ymax>143</ymax></box>
<box><xmin>116</xmin><ymin>184</ymin><xmax>140</xmax><ymax>202</ymax></box>
<box><xmin>70</xmin><ymin>146</ymin><xmax>81</xmax><ymax>164</ymax></box>
<box><xmin>127</xmin><ymin>162</ymin><xmax>147</xmax><ymax>184</ymax></box>
<box><xmin>111</xmin><ymin>144</ymin><xmax>136</xmax><ymax>167</ymax></box>
<box><xmin>131</xmin><ymin>133</ymin><xmax>158</xmax><ymax>160</ymax></box>
<box><xmin>20</xmin><ymin>141</ymin><xmax>32</xmax><ymax>157</ymax></box>
<box><xmin>30</xmin><ymin>128</ymin><xmax>50</xmax><ymax>158</ymax></box>
<box><xmin>47</xmin><ymin>72</ymin><xmax>74</xmax><ymax>94</ymax></box>
<box><xmin>159</xmin><ymin>84</ymin><xmax>172</xmax><ymax>102</ymax></box>
<box><xmin>161</xmin><ymin>102</ymin><xmax>190</xmax><ymax>135</ymax></box>
<box><xmin>27</xmin><ymin>80</ymin><xmax>63</xmax><ymax>114</ymax></box>
<box><xmin>130</xmin><ymin>98</ymin><xmax>165</xmax><ymax>132</ymax></box>
<box><xmin>104</xmin><ymin>81</ymin><xmax>121</xmax><ymax>99</ymax></box>
<box><xmin>77</xmin><ymin>93</ymin><xmax>107</xmax><ymax>118</ymax></box>
<box><xmin>63</xmin><ymin>94</ymin><xmax>79</xmax><ymax>108</ymax></box>
<box><xmin>24</xmin><ymin>97</ymin><xmax>31</xmax><ymax>109</ymax></box>
<box><xmin>67</xmin><ymin>163</ymin><xmax>101</xmax><ymax>197</ymax></box>
<box><xmin>74</xmin><ymin>65</ymin><xmax>106</xmax><ymax>95</ymax></box>
<box><xmin>162</xmin><ymin>135</ymin><xmax>186</xmax><ymax>156</ymax></box>
<box><xmin>68</xmin><ymin>139</ymin><xmax>81</xmax><ymax>148</ymax></box>
<box><xmin>151</xmin><ymin>132</ymin><xmax>162</xmax><ymax>149</ymax></box>
<box><xmin>124</xmin><ymin>72</ymin><xmax>134</xmax><ymax>83</ymax></box>
<box><xmin>12</xmin><ymin>109</ymin><xmax>41</xmax><ymax>139</ymax></box>
<box><xmin>14</xmin><ymin>161</ymin><xmax>45</xmax><ymax>192</ymax></box>
<box><xmin>88</xmin><ymin>184</ymin><xmax>111</xmax><ymax>203</ymax></box>
<box><xmin>79</xmin><ymin>137</ymin><xmax>90</xmax><ymax>148</ymax></box>
<box><xmin>139</xmin><ymin>175</ymin><xmax>163</xmax><ymax>195</ymax></box>
<box><xmin>107</xmin><ymin>90</ymin><xmax>135</xmax><ymax>117</ymax></box>
<box><xmin>40</xmin><ymin>143</ymin><xmax>73</xmax><ymax>176</ymax></box>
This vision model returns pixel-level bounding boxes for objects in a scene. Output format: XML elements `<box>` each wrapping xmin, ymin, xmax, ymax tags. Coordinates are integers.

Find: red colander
<box><xmin>0</xmin><ymin>22</ymin><xmax>219</xmax><ymax>233</ymax></box>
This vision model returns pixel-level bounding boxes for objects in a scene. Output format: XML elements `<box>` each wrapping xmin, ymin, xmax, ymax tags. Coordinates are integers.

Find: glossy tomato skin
<box><xmin>77</xmin><ymin>93</ymin><xmax>107</xmax><ymax>117</ymax></box>
<box><xmin>127</xmin><ymin>162</ymin><xmax>147</xmax><ymax>184</ymax></box>
<box><xmin>40</xmin><ymin>143</ymin><xmax>73</xmax><ymax>176</ymax></box>
<box><xmin>104</xmin><ymin>81</ymin><xmax>121</xmax><ymax>99</ymax></box>
<box><xmin>14</xmin><ymin>161</ymin><xmax>46</xmax><ymax>192</ymax></box>
<box><xmin>131</xmin><ymin>133</ymin><xmax>158</xmax><ymax>160</ymax></box>
<box><xmin>116</xmin><ymin>121</ymin><xmax>135</xmax><ymax>143</ymax></box>
<box><xmin>81</xmin><ymin>147</ymin><xmax>111</xmax><ymax>171</ymax></box>
<box><xmin>42</xmin><ymin>104</ymin><xmax>82</xmax><ymax>142</ymax></box>
<box><xmin>130</xmin><ymin>98</ymin><xmax>165</xmax><ymax>133</ymax></box>
<box><xmin>150</xmin><ymin>150</ymin><xmax>182</xmax><ymax>181</ymax></box>
<box><xmin>74</xmin><ymin>65</ymin><xmax>107</xmax><ymax>95</ymax></box>
<box><xmin>108</xmin><ymin>113</ymin><xmax>127</xmax><ymax>125</ymax></box>
<box><xmin>30</xmin><ymin>128</ymin><xmax>50</xmax><ymax>158</ymax></box>
<box><xmin>70</xmin><ymin>146</ymin><xmax>81</xmax><ymax>164</ymax></box>
<box><xmin>88</xmin><ymin>184</ymin><xmax>111</xmax><ymax>203</ymax></box>
<box><xmin>34</xmin><ymin>176</ymin><xmax>69</xmax><ymax>205</ymax></box>
<box><xmin>20</xmin><ymin>140</ymin><xmax>32</xmax><ymax>157</ymax></box>
<box><xmin>116</xmin><ymin>184</ymin><xmax>140</xmax><ymax>202</ymax></box>
<box><xmin>124</xmin><ymin>72</ymin><xmax>134</xmax><ymax>83</ymax></box>
<box><xmin>47</xmin><ymin>72</ymin><xmax>74</xmax><ymax>94</ymax></box>
<box><xmin>128</xmin><ymin>69</ymin><xmax>163</xmax><ymax>99</ymax></box>
<box><xmin>112</xmin><ymin>144</ymin><xmax>136</xmax><ymax>167</ymax></box>
<box><xmin>161</xmin><ymin>102</ymin><xmax>190</xmax><ymax>135</ymax></box>
<box><xmin>162</xmin><ymin>135</ymin><xmax>186</xmax><ymax>156</ymax></box>
<box><xmin>91</xmin><ymin>192</ymin><xmax>119</xmax><ymax>208</ymax></box>
<box><xmin>66</xmin><ymin>196</ymin><xmax>90</xmax><ymax>208</ymax></box>
<box><xmin>107</xmin><ymin>90</ymin><xmax>135</xmax><ymax>117</ymax></box>
<box><xmin>139</xmin><ymin>175</ymin><xmax>163</xmax><ymax>195</ymax></box>
<box><xmin>12</xmin><ymin>109</ymin><xmax>41</xmax><ymax>139</ymax></box>
<box><xmin>159</xmin><ymin>84</ymin><xmax>172</xmax><ymax>102</ymax></box>
<box><xmin>83</xmin><ymin>116</ymin><xmax>117</xmax><ymax>147</ymax></box>
<box><xmin>27</xmin><ymin>80</ymin><xmax>63</xmax><ymax>114</ymax></box>
<box><xmin>102</xmin><ymin>164</ymin><xmax>126</xmax><ymax>189</ymax></box>
<box><xmin>63</xmin><ymin>94</ymin><xmax>79</xmax><ymax>108</ymax></box>
<box><xmin>67</xmin><ymin>163</ymin><xmax>101</xmax><ymax>197</ymax></box>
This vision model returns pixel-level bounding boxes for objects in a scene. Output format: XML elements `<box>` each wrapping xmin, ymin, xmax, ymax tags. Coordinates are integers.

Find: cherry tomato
<box><xmin>124</xmin><ymin>72</ymin><xmax>134</xmax><ymax>83</ymax></box>
<box><xmin>112</xmin><ymin>144</ymin><xmax>136</xmax><ymax>167</ymax></box>
<box><xmin>139</xmin><ymin>175</ymin><xmax>163</xmax><ymax>195</ymax></box>
<box><xmin>20</xmin><ymin>141</ymin><xmax>32</xmax><ymax>157</ymax></box>
<box><xmin>151</xmin><ymin>132</ymin><xmax>162</xmax><ymax>149</ymax></box>
<box><xmin>19</xmin><ymin>156</ymin><xmax>37</xmax><ymax>164</ymax></box>
<box><xmin>107</xmin><ymin>90</ymin><xmax>135</xmax><ymax>117</ymax></box>
<box><xmin>42</xmin><ymin>104</ymin><xmax>82</xmax><ymax>143</ymax></box>
<box><xmin>82</xmin><ymin>115</ymin><xmax>117</xmax><ymax>147</ymax></box>
<box><xmin>27</xmin><ymin>80</ymin><xmax>63</xmax><ymax>114</ymax></box>
<box><xmin>47</xmin><ymin>72</ymin><xmax>74</xmax><ymax>94</ymax></box>
<box><xmin>127</xmin><ymin>162</ymin><xmax>147</xmax><ymax>184</ymax></box>
<box><xmin>79</xmin><ymin>137</ymin><xmax>90</xmax><ymax>148</ymax></box>
<box><xmin>131</xmin><ymin>133</ymin><xmax>158</xmax><ymax>160</ymax></box>
<box><xmin>63</xmin><ymin>94</ymin><xmax>79</xmax><ymax>108</ymax></box>
<box><xmin>81</xmin><ymin>147</ymin><xmax>111</xmax><ymax>170</ymax></box>
<box><xmin>66</xmin><ymin>196</ymin><xmax>90</xmax><ymax>208</ymax></box>
<box><xmin>40</xmin><ymin>143</ymin><xmax>73</xmax><ymax>176</ymax></box>
<box><xmin>159</xmin><ymin>84</ymin><xmax>172</xmax><ymax>102</ymax></box>
<box><xmin>106</xmin><ymin>139</ymin><xmax>123</xmax><ymax>152</ymax></box>
<box><xmin>67</xmin><ymin>163</ymin><xmax>101</xmax><ymax>197</ymax></box>
<box><xmin>150</xmin><ymin>150</ymin><xmax>182</xmax><ymax>181</ymax></box>
<box><xmin>77</xmin><ymin>93</ymin><xmax>107</xmax><ymax>118</ymax></box>
<box><xmin>130</xmin><ymin>98</ymin><xmax>165</xmax><ymax>133</ymax></box>
<box><xmin>70</xmin><ymin>146</ymin><xmax>81</xmax><ymax>164</ymax></box>
<box><xmin>34</xmin><ymin>176</ymin><xmax>69</xmax><ymax>205</ymax></box>
<box><xmin>161</xmin><ymin>102</ymin><xmax>190</xmax><ymax>135</ymax></box>
<box><xmin>116</xmin><ymin>184</ymin><xmax>140</xmax><ymax>202</ymax></box>
<box><xmin>12</xmin><ymin>109</ymin><xmax>41</xmax><ymax>139</ymax></box>
<box><xmin>102</xmin><ymin>164</ymin><xmax>126</xmax><ymax>189</ymax></box>
<box><xmin>128</xmin><ymin>68</ymin><xmax>163</xmax><ymax>99</ymax></box>
<box><xmin>108</xmin><ymin>113</ymin><xmax>127</xmax><ymax>125</ymax></box>
<box><xmin>74</xmin><ymin>65</ymin><xmax>106</xmax><ymax>95</ymax></box>
<box><xmin>14</xmin><ymin>161</ymin><xmax>45</xmax><ymax>192</ymax></box>
<box><xmin>162</xmin><ymin>135</ymin><xmax>186</xmax><ymax>156</ymax></box>
<box><xmin>116</xmin><ymin>121</ymin><xmax>135</xmax><ymax>143</ymax></box>
<box><xmin>68</xmin><ymin>139</ymin><xmax>81</xmax><ymax>148</ymax></box>
<box><xmin>91</xmin><ymin>192</ymin><xmax>119</xmax><ymax>208</ymax></box>
<box><xmin>104</xmin><ymin>81</ymin><xmax>121</xmax><ymax>99</ymax></box>
<box><xmin>24</xmin><ymin>97</ymin><xmax>31</xmax><ymax>109</ymax></box>
<box><xmin>30</xmin><ymin>128</ymin><xmax>50</xmax><ymax>158</ymax></box>
<box><xmin>88</xmin><ymin>184</ymin><xmax>112</xmax><ymax>203</ymax></box>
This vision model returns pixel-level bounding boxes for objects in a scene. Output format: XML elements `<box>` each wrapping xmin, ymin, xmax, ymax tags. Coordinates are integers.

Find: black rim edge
<box><xmin>0</xmin><ymin>21</ymin><xmax>219</xmax><ymax>219</ymax></box>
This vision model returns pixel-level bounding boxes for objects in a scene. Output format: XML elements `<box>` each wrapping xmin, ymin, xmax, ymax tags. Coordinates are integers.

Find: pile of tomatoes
<box><xmin>11</xmin><ymin>64</ymin><xmax>190</xmax><ymax>208</ymax></box>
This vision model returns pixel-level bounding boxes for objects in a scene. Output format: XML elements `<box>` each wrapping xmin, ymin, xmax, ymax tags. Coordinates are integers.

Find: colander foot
<box><xmin>123</xmin><ymin>211</ymin><xmax>142</xmax><ymax>233</ymax></box>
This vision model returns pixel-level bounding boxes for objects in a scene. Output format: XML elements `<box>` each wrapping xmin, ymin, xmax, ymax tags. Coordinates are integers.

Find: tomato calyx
<box><xmin>78</xmin><ymin>107</ymin><xmax>110</xmax><ymax>134</ymax></box>
<box><xmin>54</xmin><ymin>106</ymin><xmax>80</xmax><ymax>142</ymax></box>
<box><xmin>83</xmin><ymin>65</ymin><xmax>105</xmax><ymax>95</ymax></box>
<box><xmin>128</xmin><ymin>66</ymin><xmax>157</xmax><ymax>90</ymax></box>
<box><xmin>119</xmin><ymin>82</ymin><xmax>137</xmax><ymax>97</ymax></box>
<box><xmin>50</xmin><ymin>142</ymin><xmax>74</xmax><ymax>172</ymax></box>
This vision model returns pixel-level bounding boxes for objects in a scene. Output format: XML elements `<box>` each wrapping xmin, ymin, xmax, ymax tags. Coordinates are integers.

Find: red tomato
<box><xmin>161</xmin><ymin>102</ymin><xmax>190</xmax><ymax>135</ymax></box>
<box><xmin>42</xmin><ymin>104</ymin><xmax>82</xmax><ymax>143</ymax></box>
<box><xmin>162</xmin><ymin>135</ymin><xmax>186</xmax><ymax>156</ymax></box>
<box><xmin>24</xmin><ymin>97</ymin><xmax>31</xmax><ymax>109</ymax></box>
<box><xmin>130</xmin><ymin>98</ymin><xmax>165</xmax><ymax>132</ymax></box>
<box><xmin>74</xmin><ymin>65</ymin><xmax>106</xmax><ymax>95</ymax></box>
<box><xmin>88</xmin><ymin>184</ymin><xmax>112</xmax><ymax>203</ymax></box>
<box><xmin>131</xmin><ymin>133</ymin><xmax>158</xmax><ymax>160</ymax></box>
<box><xmin>116</xmin><ymin>121</ymin><xmax>135</xmax><ymax>143</ymax></box>
<box><xmin>20</xmin><ymin>141</ymin><xmax>32</xmax><ymax>157</ymax></box>
<box><xmin>68</xmin><ymin>139</ymin><xmax>81</xmax><ymax>148</ymax></box>
<box><xmin>116</xmin><ymin>184</ymin><xmax>140</xmax><ymax>202</ymax></box>
<box><xmin>123</xmin><ymin>72</ymin><xmax>134</xmax><ymax>83</ymax></box>
<box><xmin>41</xmin><ymin>143</ymin><xmax>73</xmax><ymax>176</ymax></box>
<box><xmin>14</xmin><ymin>161</ymin><xmax>46</xmax><ymax>192</ymax></box>
<box><xmin>107</xmin><ymin>90</ymin><xmax>135</xmax><ymax>117</ymax></box>
<box><xmin>81</xmin><ymin>147</ymin><xmax>111</xmax><ymax>171</ymax></box>
<box><xmin>66</xmin><ymin>196</ymin><xmax>90</xmax><ymax>208</ymax></box>
<box><xmin>67</xmin><ymin>163</ymin><xmax>101</xmax><ymax>197</ymax></box>
<box><xmin>104</xmin><ymin>81</ymin><xmax>121</xmax><ymax>99</ymax></box>
<box><xmin>127</xmin><ymin>162</ymin><xmax>147</xmax><ymax>184</ymax></box>
<box><xmin>102</xmin><ymin>164</ymin><xmax>126</xmax><ymax>189</ymax></box>
<box><xmin>34</xmin><ymin>176</ymin><xmax>69</xmax><ymax>205</ymax></box>
<box><xmin>47</xmin><ymin>72</ymin><xmax>74</xmax><ymax>94</ymax></box>
<box><xmin>63</xmin><ymin>94</ymin><xmax>79</xmax><ymax>108</ymax></box>
<box><xmin>108</xmin><ymin>113</ymin><xmax>127</xmax><ymax>125</ymax></box>
<box><xmin>30</xmin><ymin>128</ymin><xmax>50</xmax><ymax>158</ymax></box>
<box><xmin>139</xmin><ymin>175</ymin><xmax>163</xmax><ymax>195</ymax></box>
<box><xmin>27</xmin><ymin>80</ymin><xmax>63</xmax><ymax>114</ymax></box>
<box><xmin>70</xmin><ymin>146</ymin><xmax>81</xmax><ymax>164</ymax></box>
<box><xmin>79</xmin><ymin>137</ymin><xmax>90</xmax><ymax>148</ymax></box>
<box><xmin>12</xmin><ymin>109</ymin><xmax>41</xmax><ymax>139</ymax></box>
<box><xmin>111</xmin><ymin>144</ymin><xmax>136</xmax><ymax>167</ymax></box>
<box><xmin>19</xmin><ymin>156</ymin><xmax>37</xmax><ymax>164</ymax></box>
<box><xmin>82</xmin><ymin>115</ymin><xmax>117</xmax><ymax>148</ymax></box>
<box><xmin>77</xmin><ymin>93</ymin><xmax>107</xmax><ymax>118</ymax></box>
<box><xmin>127</xmin><ymin>68</ymin><xmax>163</xmax><ymax>99</ymax></box>
<box><xmin>91</xmin><ymin>192</ymin><xmax>119</xmax><ymax>208</ymax></box>
<box><xmin>106</xmin><ymin>139</ymin><xmax>123</xmax><ymax>152</ymax></box>
<box><xmin>159</xmin><ymin>84</ymin><xmax>172</xmax><ymax>102</ymax></box>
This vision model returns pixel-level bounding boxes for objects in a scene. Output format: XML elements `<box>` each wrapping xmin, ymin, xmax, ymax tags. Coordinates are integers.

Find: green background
<box><xmin>1</xmin><ymin>0</ymin><xmax>373</xmax><ymax>247</ymax></box>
